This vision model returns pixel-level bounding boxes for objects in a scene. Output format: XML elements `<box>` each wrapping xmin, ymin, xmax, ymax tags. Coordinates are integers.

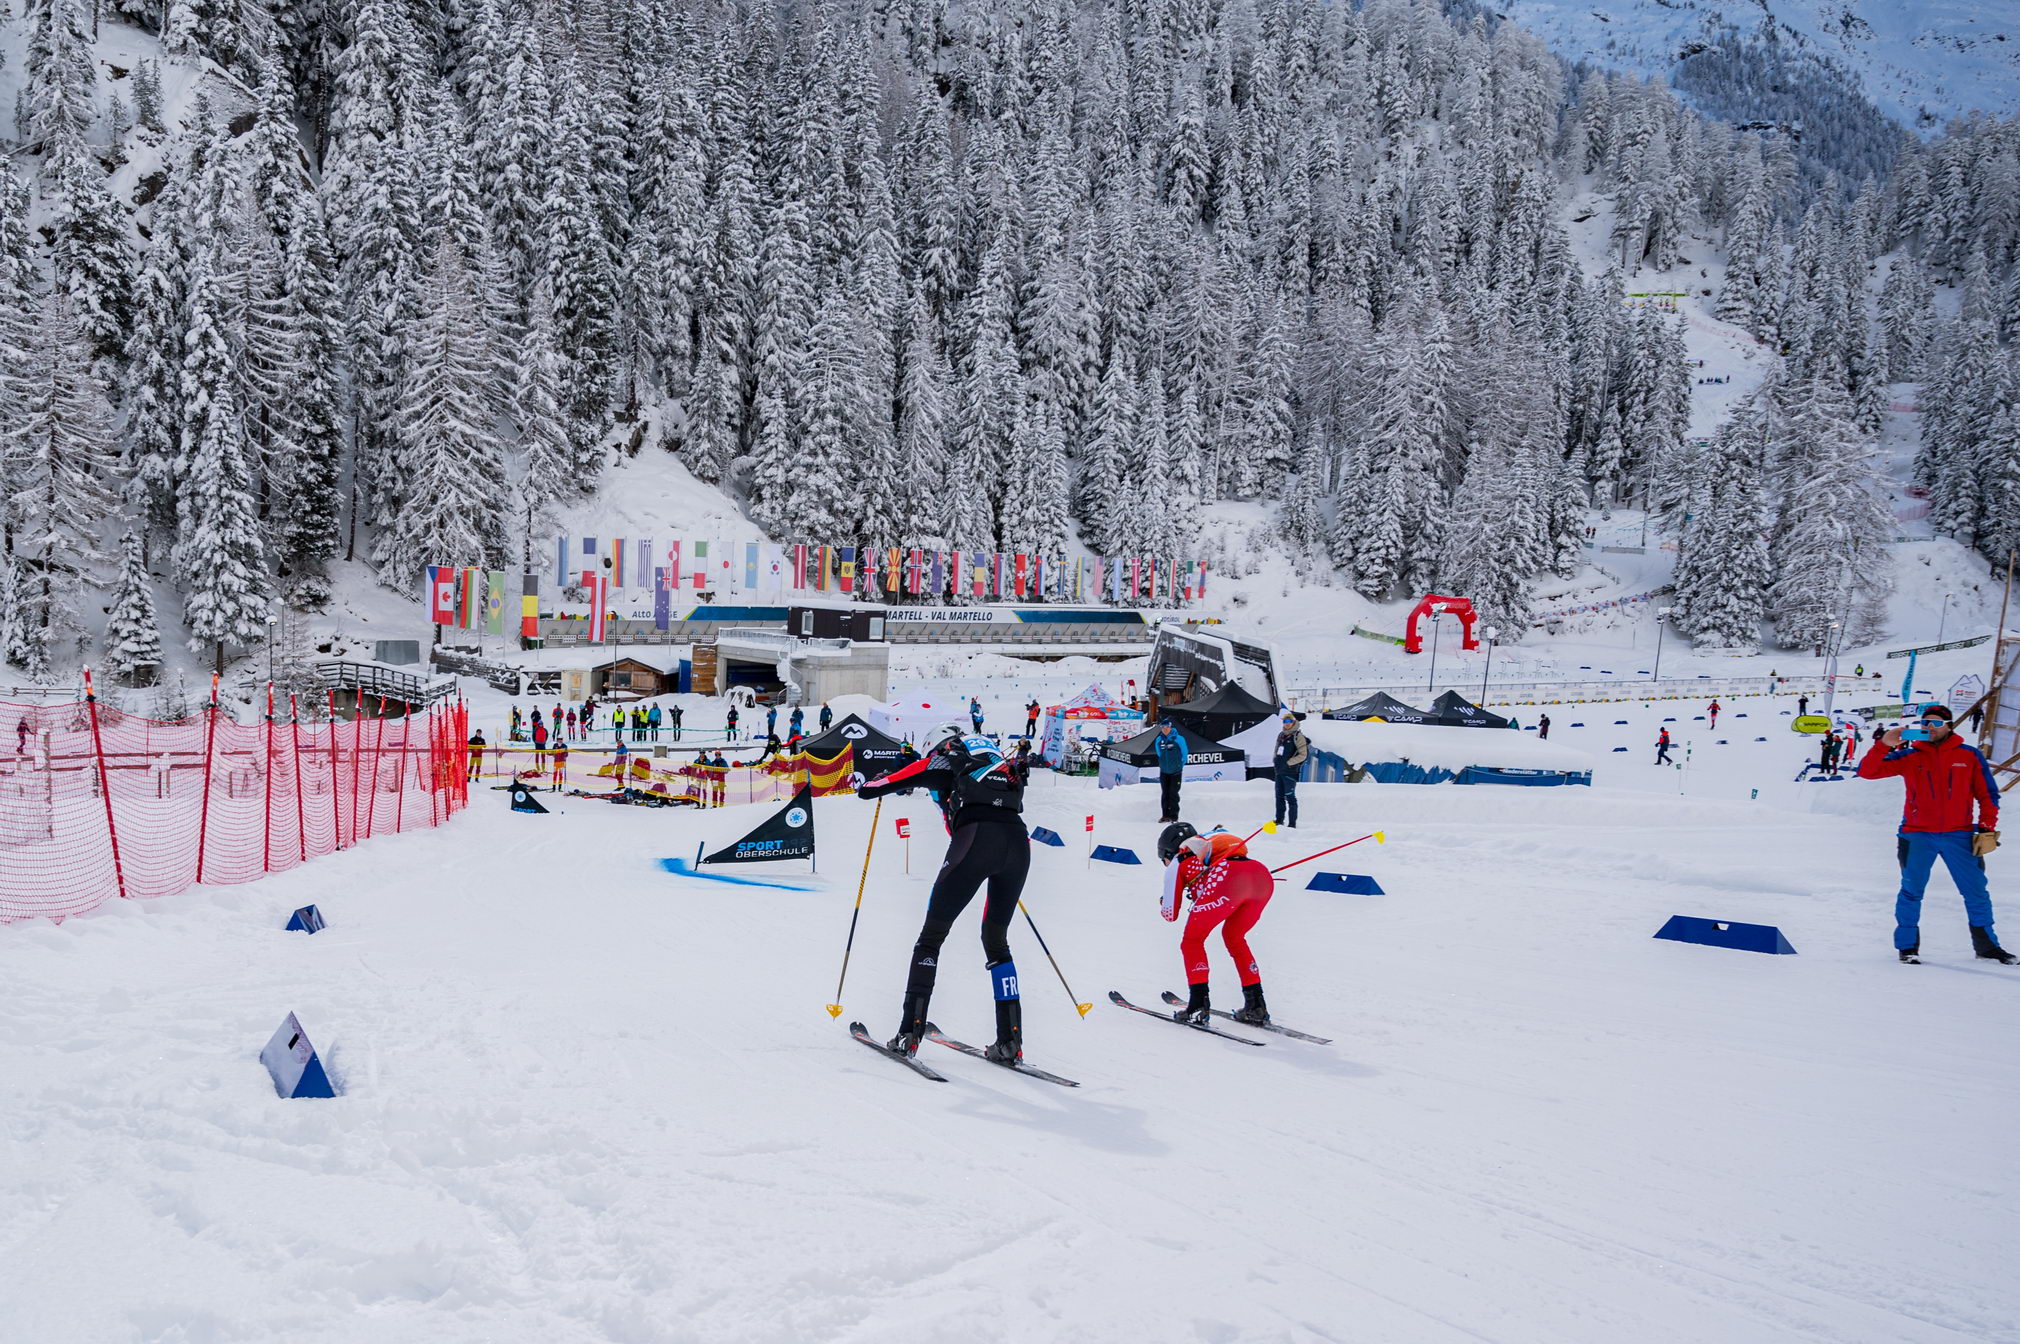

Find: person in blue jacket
<box><xmin>1154</xmin><ymin>719</ymin><xmax>1186</xmax><ymax>822</ymax></box>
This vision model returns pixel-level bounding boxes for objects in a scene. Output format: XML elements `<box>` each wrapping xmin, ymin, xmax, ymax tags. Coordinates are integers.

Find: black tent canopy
<box><xmin>1321</xmin><ymin>691</ymin><xmax>1431</xmax><ymax>724</ymax></box>
<box><xmin>1101</xmin><ymin>722</ymin><xmax>1242</xmax><ymax>767</ymax></box>
<box><xmin>1159</xmin><ymin>681</ymin><xmax>1279</xmax><ymax>741</ymax></box>
<box><xmin>798</xmin><ymin>714</ymin><xmax>908</xmax><ymax>773</ymax></box>
<box><xmin>1426</xmin><ymin>691</ymin><xmax>1510</xmax><ymax>729</ymax></box>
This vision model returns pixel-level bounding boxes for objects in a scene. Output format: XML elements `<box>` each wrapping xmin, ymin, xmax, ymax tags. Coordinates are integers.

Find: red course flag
<box><xmin>895</xmin><ymin>818</ymin><xmax>910</xmax><ymax>839</ymax></box>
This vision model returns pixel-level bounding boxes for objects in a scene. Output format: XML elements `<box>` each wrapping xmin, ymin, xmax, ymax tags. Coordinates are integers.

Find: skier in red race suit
<box><xmin>1158</xmin><ymin>823</ymin><xmax>1274</xmax><ymax>1025</ymax></box>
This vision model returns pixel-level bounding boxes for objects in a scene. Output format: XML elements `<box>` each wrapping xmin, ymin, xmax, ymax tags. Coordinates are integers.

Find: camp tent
<box><xmin>1038</xmin><ymin>685</ymin><xmax>1145</xmax><ymax>766</ymax></box>
<box><xmin>1158</xmin><ymin>681</ymin><xmax>1280</xmax><ymax>741</ymax></box>
<box><xmin>797</xmin><ymin>713</ymin><xmax>907</xmax><ymax>774</ymax></box>
<box><xmin>1321</xmin><ymin>691</ymin><xmax>1432</xmax><ymax>724</ymax></box>
<box><xmin>1097</xmin><ymin>723</ymin><xmax>1244</xmax><ymax>788</ymax></box>
<box><xmin>1425</xmin><ymin>690</ymin><xmax>1511</xmax><ymax>729</ymax></box>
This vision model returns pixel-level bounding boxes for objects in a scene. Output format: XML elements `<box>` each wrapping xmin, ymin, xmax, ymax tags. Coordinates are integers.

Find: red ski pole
<box><xmin>1270</xmin><ymin>831</ymin><xmax>1385</xmax><ymax>876</ymax></box>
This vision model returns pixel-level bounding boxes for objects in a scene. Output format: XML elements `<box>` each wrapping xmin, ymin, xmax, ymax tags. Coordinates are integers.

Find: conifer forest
<box><xmin>2</xmin><ymin>0</ymin><xmax>2019</xmax><ymax>683</ymax></box>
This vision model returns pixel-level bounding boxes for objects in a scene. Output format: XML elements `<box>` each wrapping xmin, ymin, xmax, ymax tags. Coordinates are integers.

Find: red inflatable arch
<box><xmin>1402</xmin><ymin>594</ymin><xmax>1480</xmax><ymax>654</ymax></box>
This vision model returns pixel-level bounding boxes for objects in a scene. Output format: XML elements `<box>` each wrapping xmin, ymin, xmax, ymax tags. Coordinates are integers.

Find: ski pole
<box><xmin>1269</xmin><ymin>830</ymin><xmax>1385</xmax><ymax>876</ymax></box>
<box><xmin>825</xmin><ymin>797</ymin><xmax>881</xmax><ymax>1018</ymax></box>
<box><xmin>1017</xmin><ymin>900</ymin><xmax>1092</xmax><ymax>1018</ymax></box>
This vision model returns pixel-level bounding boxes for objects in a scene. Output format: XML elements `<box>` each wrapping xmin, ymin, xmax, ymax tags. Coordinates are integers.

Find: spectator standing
<box><xmin>1858</xmin><ymin>704</ymin><xmax>2014</xmax><ymax>964</ymax></box>
<box><xmin>819</xmin><ymin>702</ymin><xmax>833</xmax><ymax>732</ymax></box>
<box><xmin>726</xmin><ymin>706</ymin><xmax>740</xmax><ymax>741</ymax></box>
<box><xmin>467</xmin><ymin>731</ymin><xmax>487</xmax><ymax>781</ymax></box>
<box><xmin>1655</xmin><ymin>727</ymin><xmax>1673</xmax><ymax>765</ymax></box>
<box><xmin>1538</xmin><ymin>713</ymin><xmax>1551</xmax><ymax>740</ymax></box>
<box><xmin>551</xmin><ymin>740</ymin><xmax>569</xmax><ymax>792</ymax></box>
<box><xmin>1272</xmin><ymin>715</ymin><xmax>1309</xmax><ymax>828</ymax></box>
<box><xmin>648</xmin><ymin>705</ymin><xmax>662</xmax><ymax>740</ymax></box>
<box><xmin>1025</xmin><ymin>699</ymin><xmax>1040</xmax><ymax>738</ymax></box>
<box><xmin>970</xmin><ymin>697</ymin><xmax>985</xmax><ymax>733</ymax></box>
<box><xmin>1154</xmin><ymin>719</ymin><xmax>1186</xmax><ymax>822</ymax></box>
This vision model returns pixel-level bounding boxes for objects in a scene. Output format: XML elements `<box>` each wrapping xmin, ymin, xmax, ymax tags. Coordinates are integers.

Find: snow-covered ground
<box><xmin>4</xmin><ymin>684</ymin><xmax>2016</xmax><ymax>1343</ymax></box>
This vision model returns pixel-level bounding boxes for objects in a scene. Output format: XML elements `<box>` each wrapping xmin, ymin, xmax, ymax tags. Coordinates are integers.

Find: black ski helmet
<box><xmin>1157</xmin><ymin>821</ymin><xmax>1199</xmax><ymax>865</ymax></box>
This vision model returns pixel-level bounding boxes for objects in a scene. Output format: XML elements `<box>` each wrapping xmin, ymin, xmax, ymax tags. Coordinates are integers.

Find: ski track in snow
<box><xmin>4</xmin><ymin>690</ymin><xmax>2018</xmax><ymax>1342</ymax></box>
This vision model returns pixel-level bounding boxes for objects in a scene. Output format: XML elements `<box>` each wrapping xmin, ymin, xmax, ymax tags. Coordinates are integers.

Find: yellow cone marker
<box><xmin>1263</xmin><ymin>821</ymin><xmax>1278</xmax><ymax>834</ymax></box>
<box><xmin>1374</xmin><ymin>831</ymin><xmax>1386</xmax><ymax>843</ymax></box>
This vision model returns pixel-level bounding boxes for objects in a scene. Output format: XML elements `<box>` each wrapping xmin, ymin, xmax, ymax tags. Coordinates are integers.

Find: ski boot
<box><xmin>1173</xmin><ymin>982</ymin><xmax>1211</xmax><ymax>1026</ymax></box>
<box><xmin>1231</xmin><ymin>981</ymin><xmax>1271</xmax><ymax>1026</ymax></box>
<box><xmin>887</xmin><ymin>991</ymin><xmax>931</xmax><ymax>1056</ymax></box>
<box><xmin>1898</xmin><ymin>946</ymin><xmax>1921</xmax><ymax>965</ymax></box>
<box><xmin>983</xmin><ymin>996</ymin><xmax>1023</xmax><ymax>1066</ymax></box>
<box><xmin>1971</xmin><ymin>926</ymin><xmax>2017</xmax><ymax>965</ymax></box>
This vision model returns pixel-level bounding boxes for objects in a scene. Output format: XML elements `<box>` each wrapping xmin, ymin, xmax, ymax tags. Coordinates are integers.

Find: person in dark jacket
<box><xmin>1153</xmin><ymin>719</ymin><xmax>1186</xmax><ymax>822</ymax></box>
<box><xmin>725</xmin><ymin>706</ymin><xmax>740</xmax><ymax>741</ymax></box>
<box><xmin>858</xmin><ymin>728</ymin><xmax>1032</xmax><ymax>1063</ymax></box>
<box><xmin>1537</xmin><ymin>713</ymin><xmax>1551</xmax><ymax>740</ymax></box>
<box><xmin>1024</xmin><ymin>699</ymin><xmax>1040</xmax><ymax>737</ymax></box>
<box><xmin>1272</xmin><ymin>715</ymin><xmax>1308</xmax><ymax>828</ymax></box>
<box><xmin>1820</xmin><ymin>731</ymin><xmax>1843</xmax><ymax>773</ymax></box>
<box><xmin>819</xmin><ymin>702</ymin><xmax>833</xmax><ymax>732</ymax></box>
<box><xmin>1859</xmin><ymin>703</ymin><xmax>2012</xmax><ymax>963</ymax></box>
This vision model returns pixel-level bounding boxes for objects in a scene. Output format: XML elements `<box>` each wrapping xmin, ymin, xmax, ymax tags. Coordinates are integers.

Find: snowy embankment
<box><xmin>3</xmin><ymin>694</ymin><xmax>2015</xmax><ymax>1343</ymax></box>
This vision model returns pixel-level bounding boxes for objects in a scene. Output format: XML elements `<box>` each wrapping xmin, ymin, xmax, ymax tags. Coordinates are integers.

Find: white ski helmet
<box><xmin>923</xmin><ymin>721</ymin><xmax>966</xmax><ymax>752</ymax></box>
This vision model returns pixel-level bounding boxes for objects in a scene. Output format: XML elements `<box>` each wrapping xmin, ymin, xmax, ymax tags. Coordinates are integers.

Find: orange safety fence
<box><xmin>0</xmin><ymin>673</ymin><xmax>469</xmax><ymax>925</ymax></box>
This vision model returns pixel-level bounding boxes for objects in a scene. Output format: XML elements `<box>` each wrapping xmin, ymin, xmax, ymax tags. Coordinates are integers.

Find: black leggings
<box><xmin>906</xmin><ymin>822</ymin><xmax>1030</xmax><ymax>999</ymax></box>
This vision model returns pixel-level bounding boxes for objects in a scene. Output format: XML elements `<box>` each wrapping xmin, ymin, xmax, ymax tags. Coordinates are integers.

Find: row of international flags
<box><xmin>425</xmin><ymin>542</ymin><xmax>1209</xmax><ymax>638</ymax></box>
<box><xmin>556</xmin><ymin>538</ymin><xmax>1210</xmax><ymax>607</ymax></box>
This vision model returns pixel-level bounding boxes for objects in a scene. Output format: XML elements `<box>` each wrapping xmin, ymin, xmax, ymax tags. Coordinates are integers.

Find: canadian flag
<box><xmin>427</xmin><ymin>566</ymin><xmax>457</xmax><ymax>624</ymax></box>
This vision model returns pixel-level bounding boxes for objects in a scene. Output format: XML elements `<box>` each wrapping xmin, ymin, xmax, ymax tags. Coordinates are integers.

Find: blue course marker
<box><xmin>1092</xmin><ymin>845</ymin><xmax>1141</xmax><ymax>865</ymax></box>
<box><xmin>1031</xmin><ymin>826</ymin><xmax>1065</xmax><ymax>847</ymax></box>
<box><xmin>1653</xmin><ymin>915</ymin><xmax>1796</xmax><ymax>955</ymax></box>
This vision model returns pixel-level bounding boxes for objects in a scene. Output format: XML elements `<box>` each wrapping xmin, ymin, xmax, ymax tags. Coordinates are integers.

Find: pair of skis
<box><xmin>851</xmin><ymin>991</ymin><xmax>1332</xmax><ymax>1084</ymax></box>
<box><xmin>1108</xmin><ymin>990</ymin><xmax>1333</xmax><ymax>1045</ymax></box>
<box><xmin>848</xmin><ymin>1021</ymin><xmax>1080</xmax><ymax>1087</ymax></box>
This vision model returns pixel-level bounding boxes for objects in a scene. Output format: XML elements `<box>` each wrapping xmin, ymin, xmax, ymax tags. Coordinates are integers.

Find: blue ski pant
<box><xmin>1273</xmin><ymin>772</ymin><xmax>1298</xmax><ymax>826</ymax></box>
<box><xmin>1893</xmin><ymin>831</ymin><xmax>1997</xmax><ymax>949</ymax></box>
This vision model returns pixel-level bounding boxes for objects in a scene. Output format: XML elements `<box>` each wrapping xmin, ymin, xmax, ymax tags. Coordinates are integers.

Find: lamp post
<box><xmin>267</xmin><ymin>612</ymin><xmax>280</xmax><ymax>684</ymax></box>
<box><xmin>1479</xmin><ymin>625</ymin><xmax>1498</xmax><ymax>704</ymax></box>
<box><xmin>1652</xmin><ymin>606</ymin><xmax>1673</xmax><ymax>684</ymax></box>
<box><xmin>1427</xmin><ymin>609</ymin><xmax>1446</xmax><ymax>693</ymax></box>
<box><xmin>1938</xmin><ymin>592</ymin><xmax>1953</xmax><ymax>644</ymax></box>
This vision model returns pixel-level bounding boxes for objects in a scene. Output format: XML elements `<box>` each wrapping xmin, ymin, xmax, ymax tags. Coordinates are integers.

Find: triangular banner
<box><xmin>703</xmin><ymin>783</ymin><xmax>816</xmax><ymax>864</ymax></box>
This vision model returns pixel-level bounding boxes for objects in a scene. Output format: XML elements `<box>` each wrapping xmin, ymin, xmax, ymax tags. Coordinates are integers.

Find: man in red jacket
<box><xmin>1857</xmin><ymin>703</ymin><xmax>2014</xmax><ymax>964</ymax></box>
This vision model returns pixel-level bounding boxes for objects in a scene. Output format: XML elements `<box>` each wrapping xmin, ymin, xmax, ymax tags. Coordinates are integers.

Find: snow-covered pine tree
<box><xmin>371</xmin><ymin>237</ymin><xmax>506</xmax><ymax>589</ymax></box>
<box><xmin>1766</xmin><ymin>376</ymin><xmax>1893</xmax><ymax>650</ymax></box>
<box><xmin>1437</xmin><ymin>435</ymin><xmax>1537</xmax><ymax>640</ymax></box>
<box><xmin>103</xmin><ymin>529</ymin><xmax>164</xmax><ymax>686</ymax></box>
<box><xmin>4</xmin><ymin>296</ymin><xmax>119</xmax><ymax>665</ymax></box>
<box><xmin>1672</xmin><ymin>416</ymin><xmax>1770</xmax><ymax>648</ymax></box>
<box><xmin>510</xmin><ymin>283</ymin><xmax>575</xmax><ymax>564</ymax></box>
